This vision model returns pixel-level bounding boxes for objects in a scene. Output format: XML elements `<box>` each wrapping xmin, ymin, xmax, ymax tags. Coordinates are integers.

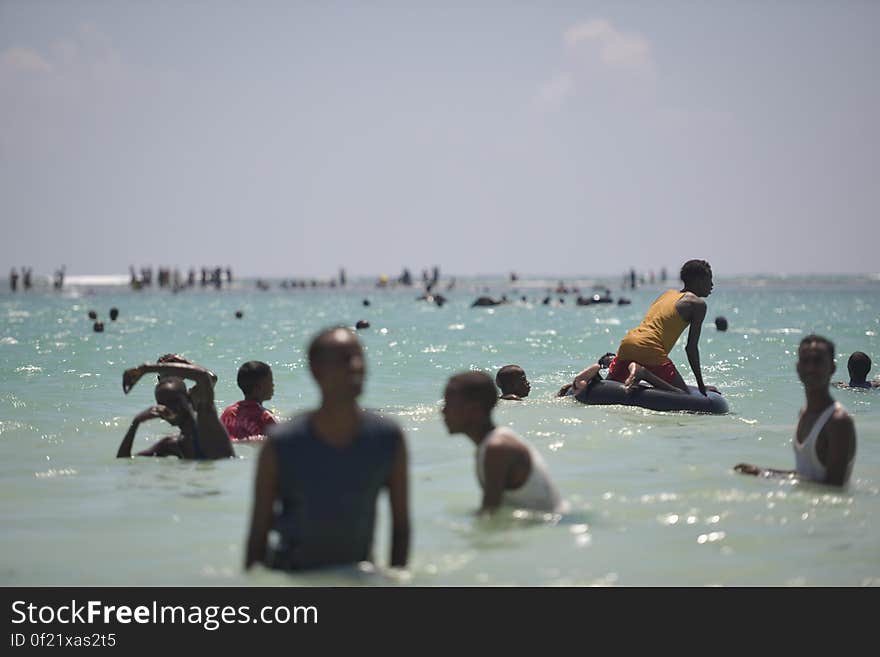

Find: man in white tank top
<box><xmin>442</xmin><ymin>371</ymin><xmax>563</xmax><ymax>513</ymax></box>
<box><xmin>735</xmin><ymin>334</ymin><xmax>857</xmax><ymax>486</ymax></box>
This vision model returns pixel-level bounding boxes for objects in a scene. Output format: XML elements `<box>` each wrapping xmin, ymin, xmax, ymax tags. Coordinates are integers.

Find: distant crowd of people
<box><xmin>128</xmin><ymin>265</ymin><xmax>234</xmax><ymax>291</ymax></box>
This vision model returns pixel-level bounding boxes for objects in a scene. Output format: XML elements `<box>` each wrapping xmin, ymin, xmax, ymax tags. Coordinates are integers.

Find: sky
<box><xmin>1</xmin><ymin>1</ymin><xmax>878</xmax><ymax>278</ymax></box>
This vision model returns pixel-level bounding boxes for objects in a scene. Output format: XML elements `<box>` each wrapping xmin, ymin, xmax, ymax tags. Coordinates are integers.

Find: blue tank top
<box><xmin>268</xmin><ymin>410</ymin><xmax>400</xmax><ymax>571</ymax></box>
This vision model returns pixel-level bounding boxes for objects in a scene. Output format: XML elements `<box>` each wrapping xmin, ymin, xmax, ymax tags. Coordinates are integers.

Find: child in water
<box><xmin>221</xmin><ymin>361</ymin><xmax>277</xmax><ymax>440</ymax></box>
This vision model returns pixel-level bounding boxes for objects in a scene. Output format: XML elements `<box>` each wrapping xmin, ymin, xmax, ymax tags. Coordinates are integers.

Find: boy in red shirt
<box><xmin>221</xmin><ymin>361</ymin><xmax>277</xmax><ymax>441</ymax></box>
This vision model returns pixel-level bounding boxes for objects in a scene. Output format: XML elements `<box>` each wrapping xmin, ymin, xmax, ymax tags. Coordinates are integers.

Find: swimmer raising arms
<box><xmin>117</xmin><ymin>361</ymin><xmax>233</xmax><ymax>460</ymax></box>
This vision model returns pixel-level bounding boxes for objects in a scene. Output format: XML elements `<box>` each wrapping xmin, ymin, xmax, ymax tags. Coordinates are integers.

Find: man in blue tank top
<box><xmin>245</xmin><ymin>327</ymin><xmax>410</xmax><ymax>572</ymax></box>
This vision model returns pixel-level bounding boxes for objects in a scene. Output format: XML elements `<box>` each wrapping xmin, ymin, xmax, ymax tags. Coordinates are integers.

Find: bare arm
<box><xmin>734</xmin><ymin>463</ymin><xmax>796</xmax><ymax>478</ymax></box>
<box><xmin>116</xmin><ymin>405</ymin><xmax>173</xmax><ymax>458</ymax></box>
<box><xmin>123</xmin><ymin>362</ymin><xmax>215</xmax><ymax>397</ymax></box>
<box><xmin>387</xmin><ymin>431</ymin><xmax>410</xmax><ymax>568</ymax></box>
<box><xmin>192</xmin><ymin>390</ymin><xmax>235</xmax><ymax>459</ymax></box>
<box><xmin>824</xmin><ymin>415</ymin><xmax>856</xmax><ymax>486</ymax></box>
<box><xmin>245</xmin><ymin>440</ymin><xmax>279</xmax><ymax>570</ymax></box>
<box><xmin>573</xmin><ymin>363</ymin><xmax>601</xmax><ymax>389</ymax></box>
<box><xmin>684</xmin><ymin>300</ymin><xmax>708</xmax><ymax>395</ymax></box>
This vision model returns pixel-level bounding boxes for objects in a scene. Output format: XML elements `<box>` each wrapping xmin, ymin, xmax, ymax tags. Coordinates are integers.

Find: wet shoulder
<box><xmin>487</xmin><ymin>426</ymin><xmax>525</xmax><ymax>450</ymax></box>
<box><xmin>676</xmin><ymin>291</ymin><xmax>704</xmax><ymax>307</ymax></box>
<box><xmin>829</xmin><ymin>404</ymin><xmax>855</xmax><ymax>430</ymax></box>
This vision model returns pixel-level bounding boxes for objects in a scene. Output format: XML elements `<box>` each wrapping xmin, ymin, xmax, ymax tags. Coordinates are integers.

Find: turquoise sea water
<box><xmin>1</xmin><ymin>275</ymin><xmax>878</xmax><ymax>586</ymax></box>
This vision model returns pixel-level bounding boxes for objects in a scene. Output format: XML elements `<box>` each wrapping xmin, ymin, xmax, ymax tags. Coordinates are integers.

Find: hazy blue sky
<box><xmin>2</xmin><ymin>1</ymin><xmax>878</xmax><ymax>278</ymax></box>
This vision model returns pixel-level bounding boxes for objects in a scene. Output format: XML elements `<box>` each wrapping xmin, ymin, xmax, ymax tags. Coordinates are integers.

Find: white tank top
<box><xmin>477</xmin><ymin>429</ymin><xmax>563</xmax><ymax>513</ymax></box>
<box><xmin>793</xmin><ymin>402</ymin><xmax>853</xmax><ymax>484</ymax></box>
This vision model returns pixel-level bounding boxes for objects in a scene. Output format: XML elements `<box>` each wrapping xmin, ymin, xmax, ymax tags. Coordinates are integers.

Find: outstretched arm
<box><xmin>684</xmin><ymin>301</ymin><xmax>708</xmax><ymax>395</ymax></box>
<box><xmin>117</xmin><ymin>405</ymin><xmax>173</xmax><ymax>457</ymax></box>
<box><xmin>123</xmin><ymin>362</ymin><xmax>215</xmax><ymax>399</ymax></box>
<box><xmin>245</xmin><ymin>441</ymin><xmax>279</xmax><ymax>570</ymax></box>
<box><xmin>387</xmin><ymin>431</ymin><xmax>410</xmax><ymax>568</ymax></box>
<box><xmin>734</xmin><ymin>463</ymin><xmax>796</xmax><ymax>478</ymax></box>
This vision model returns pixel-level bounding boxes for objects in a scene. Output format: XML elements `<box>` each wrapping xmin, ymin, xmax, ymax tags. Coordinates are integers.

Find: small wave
<box><xmin>34</xmin><ymin>468</ymin><xmax>78</xmax><ymax>479</ymax></box>
<box><xmin>1</xmin><ymin>337</ymin><xmax>18</xmax><ymax>345</ymax></box>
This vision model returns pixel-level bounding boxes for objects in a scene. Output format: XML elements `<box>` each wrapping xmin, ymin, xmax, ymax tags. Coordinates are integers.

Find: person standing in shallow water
<box><xmin>245</xmin><ymin>327</ymin><xmax>410</xmax><ymax>572</ymax></box>
<box><xmin>442</xmin><ymin>371</ymin><xmax>563</xmax><ymax>514</ymax></box>
<box><xmin>735</xmin><ymin>335</ymin><xmax>856</xmax><ymax>486</ymax></box>
<box><xmin>607</xmin><ymin>259</ymin><xmax>716</xmax><ymax>395</ymax></box>
<box><xmin>221</xmin><ymin>361</ymin><xmax>277</xmax><ymax>440</ymax></box>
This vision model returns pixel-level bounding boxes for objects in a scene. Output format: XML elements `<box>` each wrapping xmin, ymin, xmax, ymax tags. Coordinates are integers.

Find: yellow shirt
<box><xmin>617</xmin><ymin>290</ymin><xmax>688</xmax><ymax>366</ymax></box>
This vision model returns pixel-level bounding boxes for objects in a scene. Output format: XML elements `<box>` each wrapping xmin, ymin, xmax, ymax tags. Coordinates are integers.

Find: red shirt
<box><xmin>220</xmin><ymin>400</ymin><xmax>276</xmax><ymax>440</ymax></box>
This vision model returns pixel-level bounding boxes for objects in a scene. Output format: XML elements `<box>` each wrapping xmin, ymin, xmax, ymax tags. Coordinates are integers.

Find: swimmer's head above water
<box><xmin>153</xmin><ymin>377</ymin><xmax>194</xmax><ymax>426</ymax></box>
<box><xmin>236</xmin><ymin>360</ymin><xmax>274</xmax><ymax>402</ymax></box>
<box><xmin>496</xmin><ymin>365</ymin><xmax>530</xmax><ymax>400</ymax></box>
<box><xmin>443</xmin><ymin>371</ymin><xmax>498</xmax><ymax>434</ymax></box>
<box><xmin>847</xmin><ymin>351</ymin><xmax>872</xmax><ymax>387</ymax></box>
<box><xmin>308</xmin><ymin>326</ymin><xmax>366</xmax><ymax>401</ymax></box>
<box><xmin>797</xmin><ymin>334</ymin><xmax>835</xmax><ymax>390</ymax></box>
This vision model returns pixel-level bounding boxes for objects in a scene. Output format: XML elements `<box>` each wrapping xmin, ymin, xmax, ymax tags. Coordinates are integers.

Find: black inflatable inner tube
<box><xmin>573</xmin><ymin>379</ymin><xmax>729</xmax><ymax>414</ymax></box>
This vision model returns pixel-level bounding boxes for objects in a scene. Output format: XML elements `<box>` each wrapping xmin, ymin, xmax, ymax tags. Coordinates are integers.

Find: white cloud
<box><xmin>0</xmin><ymin>47</ymin><xmax>53</xmax><ymax>75</ymax></box>
<box><xmin>564</xmin><ymin>19</ymin><xmax>654</xmax><ymax>73</ymax></box>
<box><xmin>535</xmin><ymin>18</ymin><xmax>655</xmax><ymax>110</ymax></box>
<box><xmin>0</xmin><ymin>25</ymin><xmax>132</xmax><ymax>155</ymax></box>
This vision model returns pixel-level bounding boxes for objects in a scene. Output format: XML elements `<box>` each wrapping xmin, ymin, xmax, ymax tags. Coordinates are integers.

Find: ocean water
<box><xmin>1</xmin><ymin>275</ymin><xmax>878</xmax><ymax>586</ymax></box>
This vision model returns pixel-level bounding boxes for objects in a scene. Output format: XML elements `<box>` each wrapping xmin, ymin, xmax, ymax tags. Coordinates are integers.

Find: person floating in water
<box><xmin>471</xmin><ymin>295</ymin><xmax>503</xmax><ymax>307</ymax></box>
<box><xmin>117</xmin><ymin>360</ymin><xmax>233</xmax><ymax>459</ymax></box>
<box><xmin>607</xmin><ymin>259</ymin><xmax>716</xmax><ymax>396</ymax></box>
<box><xmin>834</xmin><ymin>351</ymin><xmax>879</xmax><ymax>389</ymax></box>
<box><xmin>221</xmin><ymin>361</ymin><xmax>277</xmax><ymax>440</ymax></box>
<box><xmin>496</xmin><ymin>365</ymin><xmax>531</xmax><ymax>401</ymax></box>
<box><xmin>734</xmin><ymin>335</ymin><xmax>856</xmax><ymax>486</ymax></box>
<box><xmin>245</xmin><ymin>327</ymin><xmax>410</xmax><ymax>572</ymax></box>
<box><xmin>442</xmin><ymin>371</ymin><xmax>563</xmax><ymax>514</ymax></box>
